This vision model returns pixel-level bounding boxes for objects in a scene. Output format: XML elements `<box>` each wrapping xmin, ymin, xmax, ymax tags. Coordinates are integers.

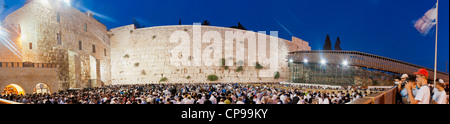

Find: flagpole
<box><xmin>434</xmin><ymin>0</ymin><xmax>439</xmax><ymax>86</ymax></box>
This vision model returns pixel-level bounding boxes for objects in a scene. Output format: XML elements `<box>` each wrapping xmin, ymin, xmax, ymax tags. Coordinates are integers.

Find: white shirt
<box><xmin>322</xmin><ymin>98</ymin><xmax>330</xmax><ymax>104</ymax></box>
<box><xmin>433</xmin><ymin>90</ymin><xmax>447</xmax><ymax>104</ymax></box>
<box><xmin>415</xmin><ymin>86</ymin><xmax>430</xmax><ymax>104</ymax></box>
<box><xmin>236</xmin><ymin>101</ymin><xmax>245</xmax><ymax>104</ymax></box>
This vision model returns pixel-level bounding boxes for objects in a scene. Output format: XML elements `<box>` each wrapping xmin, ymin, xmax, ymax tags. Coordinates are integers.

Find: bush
<box><xmin>235</xmin><ymin>66</ymin><xmax>243</xmax><ymax>72</ymax></box>
<box><xmin>274</xmin><ymin>71</ymin><xmax>280</xmax><ymax>79</ymax></box>
<box><xmin>207</xmin><ymin>75</ymin><xmax>218</xmax><ymax>81</ymax></box>
<box><xmin>123</xmin><ymin>54</ymin><xmax>130</xmax><ymax>58</ymax></box>
<box><xmin>255</xmin><ymin>62</ymin><xmax>263</xmax><ymax>70</ymax></box>
<box><xmin>160</xmin><ymin>77</ymin><xmax>168</xmax><ymax>82</ymax></box>
<box><xmin>186</xmin><ymin>76</ymin><xmax>191</xmax><ymax>79</ymax></box>
<box><xmin>134</xmin><ymin>63</ymin><xmax>140</xmax><ymax>67</ymax></box>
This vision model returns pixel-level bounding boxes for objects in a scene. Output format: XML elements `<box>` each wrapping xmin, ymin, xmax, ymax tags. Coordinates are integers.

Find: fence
<box><xmin>348</xmin><ymin>87</ymin><xmax>397</xmax><ymax>104</ymax></box>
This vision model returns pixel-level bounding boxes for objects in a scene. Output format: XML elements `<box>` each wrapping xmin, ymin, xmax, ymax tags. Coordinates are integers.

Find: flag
<box><xmin>414</xmin><ymin>3</ymin><xmax>437</xmax><ymax>36</ymax></box>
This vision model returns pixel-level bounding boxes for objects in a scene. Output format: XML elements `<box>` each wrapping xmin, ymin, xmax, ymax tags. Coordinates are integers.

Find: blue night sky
<box><xmin>2</xmin><ymin>0</ymin><xmax>449</xmax><ymax>73</ymax></box>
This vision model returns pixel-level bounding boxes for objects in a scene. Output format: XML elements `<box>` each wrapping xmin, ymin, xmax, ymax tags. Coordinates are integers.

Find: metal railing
<box><xmin>289</xmin><ymin>50</ymin><xmax>449</xmax><ymax>82</ymax></box>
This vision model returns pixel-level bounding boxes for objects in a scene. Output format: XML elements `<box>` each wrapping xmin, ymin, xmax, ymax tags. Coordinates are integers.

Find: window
<box><xmin>104</xmin><ymin>49</ymin><xmax>107</xmax><ymax>56</ymax></box>
<box><xmin>18</xmin><ymin>24</ymin><xmax>21</xmax><ymax>33</ymax></box>
<box><xmin>84</xmin><ymin>23</ymin><xmax>87</xmax><ymax>32</ymax></box>
<box><xmin>57</xmin><ymin>12</ymin><xmax>60</xmax><ymax>23</ymax></box>
<box><xmin>29</xmin><ymin>43</ymin><xmax>32</xmax><ymax>49</ymax></box>
<box><xmin>92</xmin><ymin>44</ymin><xmax>96</xmax><ymax>53</ymax></box>
<box><xmin>78</xmin><ymin>41</ymin><xmax>82</xmax><ymax>50</ymax></box>
<box><xmin>57</xmin><ymin>32</ymin><xmax>62</xmax><ymax>45</ymax></box>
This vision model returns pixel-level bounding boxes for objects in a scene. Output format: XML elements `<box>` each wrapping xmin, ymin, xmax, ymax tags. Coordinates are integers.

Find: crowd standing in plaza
<box><xmin>1</xmin><ymin>83</ymin><xmax>388</xmax><ymax>104</ymax></box>
<box><xmin>2</xmin><ymin>69</ymin><xmax>447</xmax><ymax>104</ymax></box>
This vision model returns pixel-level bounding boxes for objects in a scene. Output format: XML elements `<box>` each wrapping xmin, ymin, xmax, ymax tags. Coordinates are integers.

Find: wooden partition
<box><xmin>348</xmin><ymin>88</ymin><xmax>397</xmax><ymax>104</ymax></box>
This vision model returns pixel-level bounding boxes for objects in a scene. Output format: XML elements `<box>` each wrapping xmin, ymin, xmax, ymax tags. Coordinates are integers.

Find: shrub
<box><xmin>134</xmin><ymin>63</ymin><xmax>140</xmax><ymax>67</ymax></box>
<box><xmin>207</xmin><ymin>75</ymin><xmax>218</xmax><ymax>81</ymax></box>
<box><xmin>123</xmin><ymin>54</ymin><xmax>130</xmax><ymax>58</ymax></box>
<box><xmin>235</xmin><ymin>66</ymin><xmax>243</xmax><ymax>72</ymax></box>
<box><xmin>274</xmin><ymin>71</ymin><xmax>280</xmax><ymax>79</ymax></box>
<box><xmin>160</xmin><ymin>77</ymin><xmax>168</xmax><ymax>82</ymax></box>
<box><xmin>255</xmin><ymin>62</ymin><xmax>263</xmax><ymax>70</ymax></box>
<box><xmin>186</xmin><ymin>76</ymin><xmax>191</xmax><ymax>79</ymax></box>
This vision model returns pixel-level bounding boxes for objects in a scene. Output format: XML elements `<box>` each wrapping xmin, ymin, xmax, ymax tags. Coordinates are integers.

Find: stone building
<box><xmin>1</xmin><ymin>0</ymin><xmax>111</xmax><ymax>92</ymax></box>
<box><xmin>0</xmin><ymin>0</ymin><xmax>311</xmax><ymax>94</ymax></box>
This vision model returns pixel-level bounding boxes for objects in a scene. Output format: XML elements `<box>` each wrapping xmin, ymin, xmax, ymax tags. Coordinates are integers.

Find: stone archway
<box><xmin>2</xmin><ymin>84</ymin><xmax>26</xmax><ymax>95</ymax></box>
<box><xmin>33</xmin><ymin>83</ymin><xmax>52</xmax><ymax>94</ymax></box>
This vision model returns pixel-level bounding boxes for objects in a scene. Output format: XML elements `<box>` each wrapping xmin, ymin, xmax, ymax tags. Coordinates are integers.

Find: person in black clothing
<box><xmin>204</xmin><ymin>98</ymin><xmax>212</xmax><ymax>104</ymax></box>
<box><xmin>292</xmin><ymin>93</ymin><xmax>300</xmax><ymax>104</ymax></box>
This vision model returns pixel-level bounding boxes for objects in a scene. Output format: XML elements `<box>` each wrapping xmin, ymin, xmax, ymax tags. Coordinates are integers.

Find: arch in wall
<box><xmin>33</xmin><ymin>83</ymin><xmax>52</xmax><ymax>94</ymax></box>
<box><xmin>2</xmin><ymin>84</ymin><xmax>26</xmax><ymax>95</ymax></box>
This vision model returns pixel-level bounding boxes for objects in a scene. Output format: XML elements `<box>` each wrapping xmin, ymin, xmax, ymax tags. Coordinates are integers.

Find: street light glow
<box><xmin>289</xmin><ymin>59</ymin><xmax>294</xmax><ymax>63</ymax></box>
<box><xmin>303</xmin><ymin>59</ymin><xmax>308</xmax><ymax>63</ymax></box>
<box><xmin>320</xmin><ymin>59</ymin><xmax>326</xmax><ymax>65</ymax></box>
<box><xmin>343</xmin><ymin>60</ymin><xmax>348</xmax><ymax>66</ymax></box>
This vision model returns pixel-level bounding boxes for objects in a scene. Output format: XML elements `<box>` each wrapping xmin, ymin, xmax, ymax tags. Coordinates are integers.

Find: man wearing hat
<box><xmin>397</xmin><ymin>74</ymin><xmax>410</xmax><ymax>104</ymax></box>
<box><xmin>407</xmin><ymin>68</ymin><xmax>431</xmax><ymax>104</ymax></box>
<box><xmin>432</xmin><ymin>79</ymin><xmax>447</xmax><ymax>104</ymax></box>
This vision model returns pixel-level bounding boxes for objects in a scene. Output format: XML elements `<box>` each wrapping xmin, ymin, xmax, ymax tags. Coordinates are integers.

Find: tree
<box><xmin>230</xmin><ymin>22</ymin><xmax>247</xmax><ymax>30</ymax></box>
<box><xmin>202</xmin><ymin>20</ymin><xmax>210</xmax><ymax>26</ymax></box>
<box><xmin>179</xmin><ymin>19</ymin><xmax>182</xmax><ymax>25</ymax></box>
<box><xmin>335</xmin><ymin>37</ymin><xmax>342</xmax><ymax>50</ymax></box>
<box><xmin>323</xmin><ymin>34</ymin><xmax>333</xmax><ymax>50</ymax></box>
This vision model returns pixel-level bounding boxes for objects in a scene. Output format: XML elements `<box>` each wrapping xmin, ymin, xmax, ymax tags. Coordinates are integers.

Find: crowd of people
<box><xmin>395</xmin><ymin>68</ymin><xmax>449</xmax><ymax>104</ymax></box>
<box><xmin>0</xmin><ymin>83</ymin><xmax>389</xmax><ymax>104</ymax></box>
<box><xmin>2</xmin><ymin>68</ymin><xmax>446</xmax><ymax>104</ymax></box>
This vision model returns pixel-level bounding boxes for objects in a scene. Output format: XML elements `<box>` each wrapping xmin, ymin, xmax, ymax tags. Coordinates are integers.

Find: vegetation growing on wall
<box><xmin>207</xmin><ymin>75</ymin><xmax>218</xmax><ymax>81</ymax></box>
<box><xmin>160</xmin><ymin>77</ymin><xmax>168</xmax><ymax>82</ymax></box>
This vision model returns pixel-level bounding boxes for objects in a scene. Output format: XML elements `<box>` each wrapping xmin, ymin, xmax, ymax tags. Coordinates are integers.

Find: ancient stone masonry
<box><xmin>1</xmin><ymin>0</ymin><xmax>310</xmax><ymax>92</ymax></box>
<box><xmin>2</xmin><ymin>1</ymin><xmax>111</xmax><ymax>91</ymax></box>
<box><xmin>109</xmin><ymin>25</ymin><xmax>311</xmax><ymax>84</ymax></box>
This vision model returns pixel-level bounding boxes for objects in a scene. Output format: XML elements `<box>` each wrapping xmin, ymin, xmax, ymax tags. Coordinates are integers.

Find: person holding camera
<box><xmin>407</xmin><ymin>69</ymin><xmax>431</xmax><ymax>104</ymax></box>
<box><xmin>397</xmin><ymin>74</ymin><xmax>410</xmax><ymax>104</ymax></box>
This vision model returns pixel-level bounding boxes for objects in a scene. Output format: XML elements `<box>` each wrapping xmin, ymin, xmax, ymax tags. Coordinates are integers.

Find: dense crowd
<box><xmin>0</xmin><ymin>83</ymin><xmax>389</xmax><ymax>104</ymax></box>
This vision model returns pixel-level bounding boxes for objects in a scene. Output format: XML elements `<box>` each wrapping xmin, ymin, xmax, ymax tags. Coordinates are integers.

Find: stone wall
<box><xmin>2</xmin><ymin>1</ymin><xmax>111</xmax><ymax>90</ymax></box>
<box><xmin>109</xmin><ymin>25</ymin><xmax>311</xmax><ymax>84</ymax></box>
<box><xmin>0</xmin><ymin>67</ymin><xmax>59</xmax><ymax>94</ymax></box>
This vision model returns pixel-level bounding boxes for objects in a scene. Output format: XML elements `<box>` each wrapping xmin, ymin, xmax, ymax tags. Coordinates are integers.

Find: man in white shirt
<box><xmin>432</xmin><ymin>79</ymin><xmax>447</xmax><ymax>104</ymax></box>
<box><xmin>236</xmin><ymin>98</ymin><xmax>245</xmax><ymax>104</ymax></box>
<box><xmin>408</xmin><ymin>69</ymin><xmax>431</xmax><ymax>104</ymax></box>
<box><xmin>322</xmin><ymin>97</ymin><xmax>330</xmax><ymax>104</ymax></box>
